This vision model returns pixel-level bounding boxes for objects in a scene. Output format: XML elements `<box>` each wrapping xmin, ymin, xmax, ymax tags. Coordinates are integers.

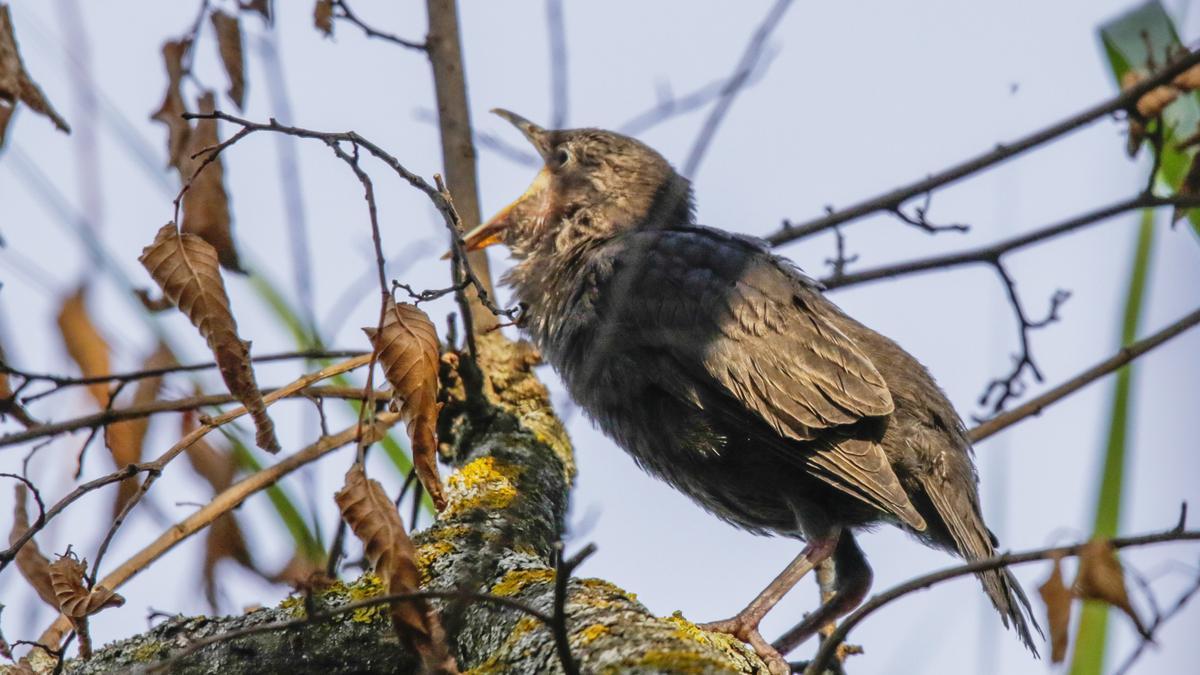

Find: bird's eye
<box><xmin>554</xmin><ymin>147</ymin><xmax>572</xmax><ymax>167</ymax></box>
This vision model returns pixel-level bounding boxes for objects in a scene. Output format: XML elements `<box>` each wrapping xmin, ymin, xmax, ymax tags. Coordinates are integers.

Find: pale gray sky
<box><xmin>1</xmin><ymin>2</ymin><xmax>1198</xmax><ymax>673</ymax></box>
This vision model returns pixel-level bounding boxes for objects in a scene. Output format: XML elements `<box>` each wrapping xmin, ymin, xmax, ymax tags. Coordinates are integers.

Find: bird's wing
<box><xmin>603</xmin><ymin>227</ymin><xmax>924</xmax><ymax>528</ymax></box>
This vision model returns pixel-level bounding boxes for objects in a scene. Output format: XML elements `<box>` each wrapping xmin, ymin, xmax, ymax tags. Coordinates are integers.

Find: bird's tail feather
<box><xmin>920</xmin><ymin>475</ymin><xmax>1042</xmax><ymax>655</ymax></box>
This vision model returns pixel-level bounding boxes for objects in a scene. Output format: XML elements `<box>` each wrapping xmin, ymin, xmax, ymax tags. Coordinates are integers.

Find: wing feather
<box><xmin>604</xmin><ymin>227</ymin><xmax>923</xmax><ymax>527</ymax></box>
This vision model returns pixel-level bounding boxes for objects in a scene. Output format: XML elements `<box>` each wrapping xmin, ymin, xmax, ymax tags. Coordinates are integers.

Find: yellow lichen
<box><xmin>346</xmin><ymin>574</ymin><xmax>388</xmax><ymax>623</ymax></box>
<box><xmin>575</xmin><ymin>623</ymin><xmax>609</xmax><ymax>645</ymax></box>
<box><xmin>667</xmin><ymin>612</ymin><xmax>751</xmax><ymax>653</ymax></box>
<box><xmin>129</xmin><ymin>640</ymin><xmax>166</xmax><ymax>662</ymax></box>
<box><xmin>464</xmin><ymin>616</ymin><xmax>541</xmax><ymax>674</ymax></box>
<box><xmin>417</xmin><ymin>539</ymin><xmax>456</xmax><ymax>585</ymax></box>
<box><xmin>490</xmin><ymin>568</ymin><xmax>555</xmax><ymax>597</ymax></box>
<box><xmin>633</xmin><ymin>649</ymin><xmax>733</xmax><ymax>673</ymax></box>
<box><xmin>444</xmin><ymin>456</ymin><xmax>522</xmax><ymax>517</ymax></box>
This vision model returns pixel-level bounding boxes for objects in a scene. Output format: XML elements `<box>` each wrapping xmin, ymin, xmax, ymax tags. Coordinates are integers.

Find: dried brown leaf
<box><xmin>1174</xmin><ymin>151</ymin><xmax>1200</xmax><ymax>223</ymax></box>
<box><xmin>139</xmin><ymin>223</ymin><xmax>279</xmax><ymax>452</ymax></box>
<box><xmin>47</xmin><ymin>552</ymin><xmax>124</xmax><ymax>620</ymax></box>
<box><xmin>335</xmin><ymin>465</ymin><xmax>457</xmax><ymax>673</ymax></box>
<box><xmin>181</xmin><ymin>92</ymin><xmax>242</xmax><ymax>272</ymax></box>
<box><xmin>1172</xmin><ymin>62</ymin><xmax>1200</xmax><ymax>91</ymax></box>
<box><xmin>150</xmin><ymin>39</ymin><xmax>191</xmax><ymax>170</ymax></box>
<box><xmin>56</xmin><ymin>285</ymin><xmax>111</xmax><ymax>407</ymax></box>
<box><xmin>1038</xmin><ymin>555</ymin><xmax>1073</xmax><ymax>663</ymax></box>
<box><xmin>106</xmin><ymin>343</ymin><xmax>174</xmax><ymax>516</ymax></box>
<box><xmin>182</xmin><ymin>410</ymin><xmax>237</xmax><ymax>490</ymax></box>
<box><xmin>271</xmin><ymin>550</ymin><xmax>331</xmax><ymax>590</ymax></box>
<box><xmin>364</xmin><ymin>298</ymin><xmax>446</xmax><ymax>510</ymax></box>
<box><xmin>0</xmin><ymin>6</ymin><xmax>70</xmax><ymax>149</ymax></box>
<box><xmin>1073</xmin><ymin>538</ymin><xmax>1149</xmax><ymax>639</ymax></box>
<box><xmin>313</xmin><ymin>0</ymin><xmax>333</xmax><ymax>36</ymax></box>
<box><xmin>203</xmin><ymin>512</ymin><xmax>255</xmax><ymax>608</ymax></box>
<box><xmin>210</xmin><ymin>11</ymin><xmax>246</xmax><ymax>110</ymax></box>
<box><xmin>9</xmin><ymin>485</ymin><xmax>57</xmax><ymax>608</ymax></box>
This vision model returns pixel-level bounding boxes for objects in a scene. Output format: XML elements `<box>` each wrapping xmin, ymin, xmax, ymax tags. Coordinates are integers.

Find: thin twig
<box><xmin>1</xmin><ymin>384</ymin><xmax>382</xmax><ymax>448</ymax></box>
<box><xmin>801</xmin><ymin>521</ymin><xmax>1200</xmax><ymax>674</ymax></box>
<box><xmin>2</xmin><ymin>357</ymin><xmax>372</xmax><ymax>574</ymax></box>
<box><xmin>766</xmin><ymin>47</ymin><xmax>1200</xmax><ymax>247</ymax></box>
<box><xmin>331</xmin><ymin>0</ymin><xmax>426</xmax><ymax>51</ymax></box>
<box><xmin>682</xmin><ymin>0</ymin><xmax>793</xmax><ymax>178</ymax></box>
<box><xmin>967</xmin><ymin>307</ymin><xmax>1200</xmax><ymax>442</ymax></box>
<box><xmin>39</xmin><ymin>409</ymin><xmax>403</xmax><ymax>648</ymax></box>
<box><xmin>545</xmin><ymin>0</ymin><xmax>568</xmax><ymax>129</ymax></box>
<box><xmin>551</xmin><ymin>542</ymin><xmax>597</xmax><ymax>675</ymax></box>
<box><xmin>822</xmin><ymin>194</ymin><xmax>1200</xmax><ymax>289</ymax></box>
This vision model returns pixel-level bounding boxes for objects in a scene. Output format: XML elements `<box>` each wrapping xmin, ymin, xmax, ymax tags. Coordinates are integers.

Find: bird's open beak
<box><xmin>461</xmin><ymin>168</ymin><xmax>551</xmax><ymax>252</ymax></box>
<box><xmin>457</xmin><ymin>109</ymin><xmax>554</xmax><ymax>254</ymax></box>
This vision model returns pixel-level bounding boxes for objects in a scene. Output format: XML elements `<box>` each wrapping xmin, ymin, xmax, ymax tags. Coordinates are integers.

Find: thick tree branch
<box><xmin>766</xmin><ymin>48</ymin><xmax>1200</xmax><ymax>246</ymax></box>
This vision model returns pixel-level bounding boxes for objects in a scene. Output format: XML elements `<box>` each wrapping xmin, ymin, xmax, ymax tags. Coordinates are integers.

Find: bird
<box><xmin>464</xmin><ymin>109</ymin><xmax>1040</xmax><ymax>673</ymax></box>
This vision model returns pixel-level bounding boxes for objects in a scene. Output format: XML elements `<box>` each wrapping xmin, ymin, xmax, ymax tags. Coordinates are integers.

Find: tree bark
<box><xmin>49</xmin><ymin>333</ymin><xmax>771</xmax><ymax>674</ymax></box>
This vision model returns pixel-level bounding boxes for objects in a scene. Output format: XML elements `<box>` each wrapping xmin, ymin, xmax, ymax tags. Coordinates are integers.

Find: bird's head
<box><xmin>463</xmin><ymin>109</ymin><xmax>693</xmax><ymax>259</ymax></box>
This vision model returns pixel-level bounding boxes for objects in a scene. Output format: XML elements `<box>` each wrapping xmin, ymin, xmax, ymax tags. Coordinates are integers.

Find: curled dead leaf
<box><xmin>56</xmin><ymin>286</ymin><xmax>112</xmax><ymax>407</ymax></box>
<box><xmin>203</xmin><ymin>511</ymin><xmax>256</xmax><ymax>609</ymax></box>
<box><xmin>1037</xmin><ymin>555</ymin><xmax>1073</xmax><ymax>663</ymax></box>
<box><xmin>0</xmin><ymin>5</ymin><xmax>70</xmax><ymax>150</ymax></box>
<box><xmin>1073</xmin><ymin>538</ymin><xmax>1150</xmax><ymax>639</ymax></box>
<box><xmin>314</xmin><ymin>0</ymin><xmax>333</xmax><ymax>36</ymax></box>
<box><xmin>364</xmin><ymin>298</ymin><xmax>446</xmax><ymax>510</ymax></box>
<box><xmin>1121</xmin><ymin>68</ymin><xmax>1180</xmax><ymax>119</ymax></box>
<box><xmin>48</xmin><ymin>551</ymin><xmax>124</xmax><ymax>659</ymax></box>
<box><xmin>1172</xmin><ymin>62</ymin><xmax>1200</xmax><ymax>91</ymax></box>
<box><xmin>150</xmin><ymin>39</ymin><xmax>192</xmax><ymax>170</ymax></box>
<box><xmin>9</xmin><ymin>485</ymin><xmax>57</xmax><ymax>608</ymax></box>
<box><xmin>181</xmin><ymin>92</ymin><xmax>242</xmax><ymax>272</ymax></box>
<box><xmin>210</xmin><ymin>11</ymin><xmax>246</xmax><ymax>109</ymax></box>
<box><xmin>48</xmin><ymin>552</ymin><xmax>124</xmax><ymax>619</ymax></box>
<box><xmin>335</xmin><ymin>465</ymin><xmax>457</xmax><ymax>673</ymax></box>
<box><xmin>139</xmin><ymin>223</ymin><xmax>279</xmax><ymax>452</ymax></box>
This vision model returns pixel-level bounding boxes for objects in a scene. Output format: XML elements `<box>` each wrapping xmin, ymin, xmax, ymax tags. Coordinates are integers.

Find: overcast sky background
<box><xmin>2</xmin><ymin>1</ymin><xmax>1199</xmax><ymax>673</ymax></box>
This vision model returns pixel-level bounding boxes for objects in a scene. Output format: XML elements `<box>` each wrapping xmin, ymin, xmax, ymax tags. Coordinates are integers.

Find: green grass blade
<box><xmin>245</xmin><ymin>263</ymin><xmax>435</xmax><ymax>514</ymax></box>
<box><xmin>1068</xmin><ymin>210</ymin><xmax>1155</xmax><ymax>674</ymax></box>
<box><xmin>228</xmin><ymin>433</ymin><xmax>326</xmax><ymax>562</ymax></box>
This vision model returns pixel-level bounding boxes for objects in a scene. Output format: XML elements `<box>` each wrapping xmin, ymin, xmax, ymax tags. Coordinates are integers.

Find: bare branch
<box><xmin>766</xmin><ymin>47</ymin><xmax>1200</xmax><ymax>246</ymax></box>
<box><xmin>968</xmin><ymin>307</ymin><xmax>1200</xmax><ymax>442</ymax></box>
<box><xmin>39</xmin><ymin>410</ymin><xmax>404</xmax><ymax>648</ymax></box>
<box><xmin>802</xmin><ymin>520</ymin><xmax>1200</xmax><ymax>674</ymax></box>
<box><xmin>682</xmin><ymin>0</ymin><xmax>793</xmax><ymax>178</ymax></box>
<box><xmin>330</xmin><ymin>0</ymin><xmax>426</xmax><ymax>51</ymax></box>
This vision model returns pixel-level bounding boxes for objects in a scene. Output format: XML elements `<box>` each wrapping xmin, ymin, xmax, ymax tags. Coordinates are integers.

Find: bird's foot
<box><xmin>700</xmin><ymin>616</ymin><xmax>791</xmax><ymax>675</ymax></box>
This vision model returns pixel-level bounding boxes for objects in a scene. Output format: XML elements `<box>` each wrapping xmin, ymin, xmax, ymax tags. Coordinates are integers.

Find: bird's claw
<box><xmin>699</xmin><ymin>617</ymin><xmax>791</xmax><ymax>675</ymax></box>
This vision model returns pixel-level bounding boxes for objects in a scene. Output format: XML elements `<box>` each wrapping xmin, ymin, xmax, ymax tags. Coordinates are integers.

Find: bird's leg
<box><xmin>815</xmin><ymin>558</ymin><xmax>838</xmax><ymax>640</ymax></box>
<box><xmin>700</xmin><ymin>535</ymin><xmax>839</xmax><ymax>675</ymax></box>
<box><xmin>772</xmin><ymin>532</ymin><xmax>873</xmax><ymax>657</ymax></box>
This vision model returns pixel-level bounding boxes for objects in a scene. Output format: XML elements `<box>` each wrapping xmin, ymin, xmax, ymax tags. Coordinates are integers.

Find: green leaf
<box><xmin>1069</xmin><ymin>210</ymin><xmax>1155</xmax><ymax>675</ymax></box>
<box><xmin>1099</xmin><ymin>1</ymin><xmax>1200</xmax><ymax>235</ymax></box>
<box><xmin>1071</xmin><ymin>6</ymin><xmax>1180</xmax><ymax>671</ymax></box>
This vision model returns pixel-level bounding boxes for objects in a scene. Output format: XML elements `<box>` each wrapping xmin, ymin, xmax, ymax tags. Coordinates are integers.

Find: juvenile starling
<box><xmin>465</xmin><ymin>110</ymin><xmax>1039</xmax><ymax>672</ymax></box>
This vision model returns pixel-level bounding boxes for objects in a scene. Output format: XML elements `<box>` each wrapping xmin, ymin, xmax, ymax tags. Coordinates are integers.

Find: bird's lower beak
<box><xmin>458</xmin><ymin>168</ymin><xmax>551</xmax><ymax>253</ymax></box>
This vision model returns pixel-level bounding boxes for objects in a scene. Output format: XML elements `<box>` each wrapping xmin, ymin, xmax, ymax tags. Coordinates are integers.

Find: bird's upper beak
<box><xmin>460</xmin><ymin>109</ymin><xmax>553</xmax><ymax>253</ymax></box>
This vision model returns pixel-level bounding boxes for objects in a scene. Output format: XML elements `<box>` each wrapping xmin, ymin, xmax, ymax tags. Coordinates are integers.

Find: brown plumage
<box><xmin>465</xmin><ymin>110</ymin><xmax>1039</xmax><ymax>672</ymax></box>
